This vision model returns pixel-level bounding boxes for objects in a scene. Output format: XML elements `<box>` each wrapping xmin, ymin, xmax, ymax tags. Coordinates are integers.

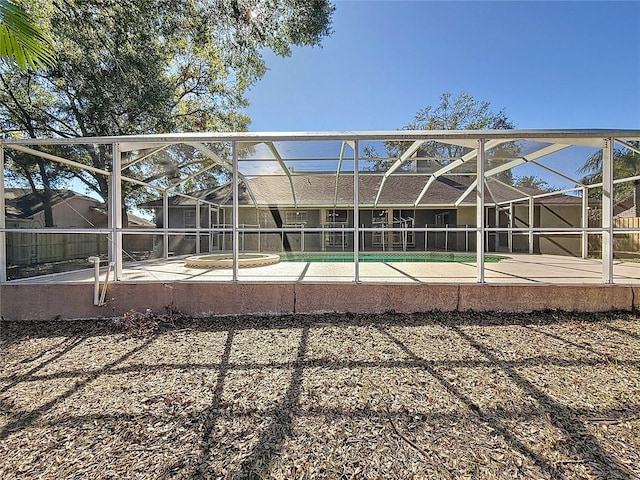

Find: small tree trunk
<box><xmin>42</xmin><ymin>188</ymin><xmax>55</xmax><ymax>227</ymax></box>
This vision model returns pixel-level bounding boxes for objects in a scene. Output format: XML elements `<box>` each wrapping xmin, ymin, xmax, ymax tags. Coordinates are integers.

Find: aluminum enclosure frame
<box><xmin>2</xmin><ymin>129</ymin><xmax>640</xmax><ymax>285</ymax></box>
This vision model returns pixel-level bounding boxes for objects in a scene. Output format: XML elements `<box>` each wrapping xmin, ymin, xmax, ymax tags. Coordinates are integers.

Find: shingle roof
<box><xmin>141</xmin><ymin>174</ymin><xmax>581</xmax><ymax>208</ymax></box>
<box><xmin>4</xmin><ymin>189</ymin><xmax>88</xmax><ymax>218</ymax></box>
<box><xmin>5</xmin><ymin>188</ymin><xmax>154</xmax><ymax>226</ymax></box>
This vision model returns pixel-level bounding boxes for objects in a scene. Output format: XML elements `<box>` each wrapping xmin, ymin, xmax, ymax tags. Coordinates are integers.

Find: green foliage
<box><xmin>0</xmin><ymin>0</ymin><xmax>334</xmax><ymax>212</ymax></box>
<box><xmin>403</xmin><ymin>92</ymin><xmax>514</xmax><ymax>131</ymax></box>
<box><xmin>513</xmin><ymin>175</ymin><xmax>555</xmax><ymax>192</ymax></box>
<box><xmin>0</xmin><ymin>0</ymin><xmax>54</xmax><ymax>71</ymax></box>
<box><xmin>580</xmin><ymin>141</ymin><xmax>640</xmax><ymax>201</ymax></box>
<box><xmin>378</xmin><ymin>92</ymin><xmax>519</xmax><ymax>179</ymax></box>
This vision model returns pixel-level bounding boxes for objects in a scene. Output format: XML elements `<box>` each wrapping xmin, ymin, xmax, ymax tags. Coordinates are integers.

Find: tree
<box><xmin>0</xmin><ymin>0</ymin><xmax>54</xmax><ymax>70</ymax></box>
<box><xmin>403</xmin><ymin>92</ymin><xmax>514</xmax><ymax>131</ymax></box>
<box><xmin>1</xmin><ymin>0</ymin><xmax>335</xmax><ymax>224</ymax></box>
<box><xmin>579</xmin><ymin>141</ymin><xmax>640</xmax><ymax>202</ymax></box>
<box><xmin>513</xmin><ymin>175</ymin><xmax>554</xmax><ymax>192</ymax></box>
<box><xmin>374</xmin><ymin>92</ymin><xmax>518</xmax><ymax>176</ymax></box>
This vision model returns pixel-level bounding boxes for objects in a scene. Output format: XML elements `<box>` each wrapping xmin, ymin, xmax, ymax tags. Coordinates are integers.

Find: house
<box><xmin>142</xmin><ymin>173</ymin><xmax>586</xmax><ymax>256</ymax></box>
<box><xmin>4</xmin><ymin>189</ymin><xmax>154</xmax><ymax>267</ymax></box>
<box><xmin>4</xmin><ymin>188</ymin><xmax>154</xmax><ymax>229</ymax></box>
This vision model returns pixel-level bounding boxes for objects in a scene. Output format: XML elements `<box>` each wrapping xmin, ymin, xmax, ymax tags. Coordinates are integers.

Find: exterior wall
<box><xmin>455</xmin><ymin>206</ymin><xmax>478</xmax><ymax>252</ymax></box>
<box><xmin>512</xmin><ymin>204</ymin><xmax>532</xmax><ymax>252</ymax></box>
<box><xmin>160</xmin><ymin>205</ymin><xmax>215</xmax><ymax>255</ymax></box>
<box><xmin>3</xmin><ymin>283</ymin><xmax>638</xmax><ymax>321</ymax></box>
<box><xmin>162</xmin><ymin>203</ymin><xmax>583</xmax><ymax>256</ymax></box>
<box><xmin>456</xmin><ymin>206</ymin><xmax>476</xmax><ymax>227</ymax></box>
<box><xmin>487</xmin><ymin>203</ymin><xmax>582</xmax><ymax>256</ymax></box>
<box><xmin>217</xmin><ymin>207</ymin><xmax>326</xmax><ymax>253</ymax></box>
<box><xmin>53</xmin><ymin>197</ymin><xmax>102</xmax><ymax>227</ymax></box>
<box><xmin>538</xmin><ymin>204</ymin><xmax>582</xmax><ymax>256</ymax></box>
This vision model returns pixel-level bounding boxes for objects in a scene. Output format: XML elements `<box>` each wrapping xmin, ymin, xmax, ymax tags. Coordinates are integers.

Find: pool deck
<box><xmin>3</xmin><ymin>253</ymin><xmax>640</xmax><ymax>320</ymax></box>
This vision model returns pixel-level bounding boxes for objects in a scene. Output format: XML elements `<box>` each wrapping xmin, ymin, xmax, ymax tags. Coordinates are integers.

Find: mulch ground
<box><xmin>1</xmin><ymin>310</ymin><xmax>639</xmax><ymax>479</ymax></box>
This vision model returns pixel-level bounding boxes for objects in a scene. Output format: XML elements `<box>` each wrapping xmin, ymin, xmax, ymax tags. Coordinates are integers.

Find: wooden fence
<box><xmin>6</xmin><ymin>232</ymin><xmax>155</xmax><ymax>266</ymax></box>
<box><xmin>613</xmin><ymin>217</ymin><xmax>640</xmax><ymax>253</ymax></box>
<box><xmin>587</xmin><ymin>217</ymin><xmax>640</xmax><ymax>255</ymax></box>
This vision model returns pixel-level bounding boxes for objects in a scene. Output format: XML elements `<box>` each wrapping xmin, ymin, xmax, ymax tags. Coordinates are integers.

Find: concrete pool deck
<box><xmin>2</xmin><ymin>254</ymin><xmax>640</xmax><ymax>320</ymax></box>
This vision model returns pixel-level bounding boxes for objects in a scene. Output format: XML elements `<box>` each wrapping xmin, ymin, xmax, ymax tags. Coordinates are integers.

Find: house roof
<box><xmin>4</xmin><ymin>189</ymin><xmax>94</xmax><ymax>219</ymax></box>
<box><xmin>4</xmin><ymin>188</ymin><xmax>154</xmax><ymax>227</ymax></box>
<box><xmin>141</xmin><ymin>174</ymin><xmax>582</xmax><ymax>209</ymax></box>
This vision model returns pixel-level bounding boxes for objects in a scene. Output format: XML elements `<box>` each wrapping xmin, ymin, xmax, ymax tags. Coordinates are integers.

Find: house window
<box><xmin>372</xmin><ymin>209</ymin><xmax>389</xmax><ymax>246</ymax></box>
<box><xmin>327</xmin><ymin>209</ymin><xmax>348</xmax><ymax>224</ymax></box>
<box><xmin>285</xmin><ymin>210</ymin><xmax>307</xmax><ymax>225</ymax></box>
<box><xmin>435</xmin><ymin>212</ymin><xmax>449</xmax><ymax>226</ymax></box>
<box><xmin>184</xmin><ymin>209</ymin><xmax>197</xmax><ymax>228</ymax></box>
<box><xmin>324</xmin><ymin>209</ymin><xmax>349</xmax><ymax>248</ymax></box>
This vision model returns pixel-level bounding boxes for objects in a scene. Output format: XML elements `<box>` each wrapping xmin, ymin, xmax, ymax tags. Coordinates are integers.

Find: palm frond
<box><xmin>0</xmin><ymin>0</ymin><xmax>54</xmax><ymax>70</ymax></box>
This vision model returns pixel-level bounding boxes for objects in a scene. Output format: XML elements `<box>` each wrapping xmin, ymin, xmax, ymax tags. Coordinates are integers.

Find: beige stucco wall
<box><xmin>2</xmin><ymin>282</ymin><xmax>637</xmax><ymax>321</ymax></box>
<box><xmin>456</xmin><ymin>206</ymin><xmax>476</xmax><ymax>226</ymax></box>
<box><xmin>538</xmin><ymin>204</ymin><xmax>582</xmax><ymax>256</ymax></box>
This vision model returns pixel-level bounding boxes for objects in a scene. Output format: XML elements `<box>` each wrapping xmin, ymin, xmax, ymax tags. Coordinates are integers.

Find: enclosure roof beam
<box><xmin>2</xmin><ymin>130</ymin><xmax>638</xmax><ymax>147</ymax></box>
<box><xmin>384</xmin><ymin>140</ymin><xmax>425</xmax><ymax>178</ymax></box>
<box><xmin>373</xmin><ymin>140</ymin><xmax>425</xmax><ymax>207</ymax></box>
<box><xmin>334</xmin><ymin>141</ymin><xmax>349</xmax><ymax>208</ymax></box>
<box><xmin>167</xmin><ymin>161</ymin><xmax>220</xmax><ymax>189</ymax></box>
<box><xmin>265</xmin><ymin>142</ymin><xmax>297</xmax><ymax>208</ymax></box>
<box><xmin>413</xmin><ymin>175</ymin><xmax>437</xmax><ymax>207</ymax></box>
<box><xmin>123</xmin><ymin>145</ymin><xmax>170</xmax><ymax>170</ymax></box>
<box><xmin>454</xmin><ymin>180</ymin><xmax>478</xmax><ymax>207</ymax></box>
<box><xmin>119</xmin><ymin>142</ymin><xmax>170</xmax><ymax>153</ymax></box>
<box><xmin>589</xmin><ymin>173</ymin><xmax>640</xmax><ymax>189</ymax></box>
<box><xmin>498</xmin><ymin>186</ymin><xmax>583</xmax><ymax>205</ymax></box>
<box><xmin>161</xmin><ymin>190</ymin><xmax>219</xmax><ymax>209</ymax></box>
<box><xmin>411</xmin><ymin>139</ymin><xmax>510</xmax><ymax>207</ymax></box>
<box><xmin>615</xmin><ymin>138</ymin><xmax>640</xmax><ymax>156</ymax></box>
<box><xmin>532</xmin><ymin>187</ymin><xmax>582</xmax><ymax>199</ymax></box>
<box><xmin>527</xmin><ymin>159</ymin><xmax>584</xmax><ymax>187</ymax></box>
<box><xmin>6</xmin><ymin>144</ymin><xmax>110</xmax><ymax>176</ymax></box>
<box><xmin>482</xmin><ymin>143</ymin><xmax>572</xmax><ymax>179</ymax></box>
<box><xmin>430</xmin><ymin>139</ymin><xmax>511</xmax><ymax>179</ymax></box>
<box><xmin>187</xmin><ymin>142</ymin><xmax>258</xmax><ymax>208</ymax></box>
<box><xmin>490</xmin><ymin>177</ymin><xmax>532</xmax><ymax>199</ymax></box>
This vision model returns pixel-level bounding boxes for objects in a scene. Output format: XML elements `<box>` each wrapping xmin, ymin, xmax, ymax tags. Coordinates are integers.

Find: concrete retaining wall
<box><xmin>1</xmin><ymin>282</ymin><xmax>638</xmax><ymax>321</ymax></box>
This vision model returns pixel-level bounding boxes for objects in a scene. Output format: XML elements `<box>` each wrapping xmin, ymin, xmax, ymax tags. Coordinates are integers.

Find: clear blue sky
<box><xmin>244</xmin><ymin>0</ymin><xmax>640</xmax><ymax>132</ymax></box>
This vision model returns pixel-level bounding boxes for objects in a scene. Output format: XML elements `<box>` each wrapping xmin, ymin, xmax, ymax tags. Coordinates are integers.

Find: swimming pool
<box><xmin>279</xmin><ymin>252</ymin><xmax>508</xmax><ymax>263</ymax></box>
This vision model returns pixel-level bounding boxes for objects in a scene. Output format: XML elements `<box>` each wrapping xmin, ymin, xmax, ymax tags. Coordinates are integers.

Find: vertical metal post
<box><xmin>195</xmin><ymin>199</ymin><xmax>201</xmax><ymax>254</ymax></box>
<box><xmin>217</xmin><ymin>208</ymin><xmax>221</xmax><ymax>251</ymax></box>
<box><xmin>111</xmin><ymin>143</ymin><xmax>123</xmax><ymax>280</ymax></box>
<box><xmin>232</xmin><ymin>141</ymin><xmax>239</xmax><ymax>282</ymax></box>
<box><xmin>528</xmin><ymin>197</ymin><xmax>535</xmax><ymax>254</ymax></box>
<box><xmin>208</xmin><ymin>204</ymin><xmax>213</xmax><ymax>252</ymax></box>
<box><xmin>353</xmin><ymin>139</ymin><xmax>360</xmax><ymax>283</ymax></box>
<box><xmin>445</xmin><ymin>224</ymin><xmax>448</xmax><ymax>252</ymax></box>
<box><xmin>162</xmin><ymin>190</ymin><xmax>169</xmax><ymax>258</ymax></box>
<box><xmin>602</xmin><ymin>138</ymin><xmax>614</xmax><ymax>283</ymax></box>
<box><xmin>494</xmin><ymin>205</ymin><xmax>499</xmax><ymax>251</ymax></box>
<box><xmin>508</xmin><ymin>202</ymin><xmax>513</xmax><ymax>253</ymax></box>
<box><xmin>581</xmin><ymin>186</ymin><xmax>588</xmax><ymax>259</ymax></box>
<box><xmin>465</xmin><ymin>224</ymin><xmax>469</xmax><ymax>252</ymax></box>
<box><xmin>0</xmin><ymin>145</ymin><xmax>6</xmax><ymax>283</ymax></box>
<box><xmin>477</xmin><ymin>139</ymin><xmax>485</xmax><ymax>283</ymax></box>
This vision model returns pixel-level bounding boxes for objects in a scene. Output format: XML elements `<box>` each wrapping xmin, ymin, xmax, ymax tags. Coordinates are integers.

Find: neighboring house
<box><xmin>141</xmin><ymin>174</ymin><xmax>587</xmax><ymax>256</ymax></box>
<box><xmin>4</xmin><ymin>188</ymin><xmax>153</xmax><ymax>228</ymax></box>
<box><xmin>4</xmin><ymin>189</ymin><xmax>154</xmax><ymax>267</ymax></box>
<box><xmin>613</xmin><ymin>193</ymin><xmax>640</xmax><ymax>219</ymax></box>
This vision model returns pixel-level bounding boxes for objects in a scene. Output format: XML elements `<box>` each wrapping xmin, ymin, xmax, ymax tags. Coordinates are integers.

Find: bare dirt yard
<box><xmin>1</xmin><ymin>310</ymin><xmax>639</xmax><ymax>479</ymax></box>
